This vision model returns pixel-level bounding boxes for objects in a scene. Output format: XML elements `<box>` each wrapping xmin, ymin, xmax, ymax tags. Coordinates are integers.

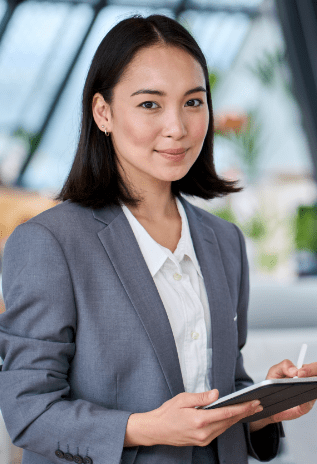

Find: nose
<box><xmin>162</xmin><ymin>108</ymin><xmax>187</xmax><ymax>139</ymax></box>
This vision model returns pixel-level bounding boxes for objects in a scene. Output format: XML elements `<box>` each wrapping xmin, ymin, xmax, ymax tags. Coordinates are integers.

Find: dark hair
<box><xmin>55</xmin><ymin>13</ymin><xmax>243</xmax><ymax>208</ymax></box>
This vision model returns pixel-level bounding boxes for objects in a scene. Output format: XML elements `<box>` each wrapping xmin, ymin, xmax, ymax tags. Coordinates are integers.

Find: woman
<box><xmin>0</xmin><ymin>14</ymin><xmax>315</xmax><ymax>464</ymax></box>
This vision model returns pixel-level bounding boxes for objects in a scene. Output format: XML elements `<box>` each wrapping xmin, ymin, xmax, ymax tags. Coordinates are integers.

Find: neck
<box><xmin>116</xmin><ymin>159</ymin><xmax>180</xmax><ymax>222</ymax></box>
<box><xmin>128</xmin><ymin>191</ymin><xmax>179</xmax><ymax>223</ymax></box>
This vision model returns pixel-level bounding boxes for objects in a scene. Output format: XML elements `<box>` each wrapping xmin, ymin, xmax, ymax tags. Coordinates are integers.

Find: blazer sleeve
<box><xmin>232</xmin><ymin>223</ymin><xmax>285</xmax><ymax>462</ymax></box>
<box><xmin>0</xmin><ymin>222</ymin><xmax>133</xmax><ymax>464</ymax></box>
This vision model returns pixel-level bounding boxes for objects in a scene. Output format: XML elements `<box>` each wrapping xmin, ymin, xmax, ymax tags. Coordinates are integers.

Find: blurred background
<box><xmin>0</xmin><ymin>0</ymin><xmax>317</xmax><ymax>462</ymax></box>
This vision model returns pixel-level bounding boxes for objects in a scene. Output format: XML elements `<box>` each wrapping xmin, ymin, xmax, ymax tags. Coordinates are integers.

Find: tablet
<box><xmin>201</xmin><ymin>377</ymin><xmax>317</xmax><ymax>422</ymax></box>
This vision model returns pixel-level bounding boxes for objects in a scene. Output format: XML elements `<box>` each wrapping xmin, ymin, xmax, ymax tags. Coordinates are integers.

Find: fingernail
<box><xmin>252</xmin><ymin>400</ymin><xmax>260</xmax><ymax>407</ymax></box>
<box><xmin>255</xmin><ymin>406</ymin><xmax>263</xmax><ymax>413</ymax></box>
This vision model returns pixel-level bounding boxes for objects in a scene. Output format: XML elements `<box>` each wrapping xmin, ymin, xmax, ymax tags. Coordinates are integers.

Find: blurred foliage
<box><xmin>209</xmin><ymin>48</ymin><xmax>302</xmax><ymax>275</ymax></box>
<box><xmin>215</xmin><ymin>109</ymin><xmax>262</xmax><ymax>182</ymax></box>
<box><xmin>295</xmin><ymin>205</ymin><xmax>317</xmax><ymax>252</ymax></box>
<box><xmin>214</xmin><ymin>49</ymin><xmax>295</xmax><ymax>184</ymax></box>
<box><xmin>245</xmin><ymin>48</ymin><xmax>294</xmax><ymax>98</ymax></box>
<box><xmin>210</xmin><ymin>205</ymin><xmax>286</xmax><ymax>273</ymax></box>
<box><xmin>246</xmin><ymin>49</ymin><xmax>284</xmax><ymax>86</ymax></box>
<box><xmin>258</xmin><ymin>252</ymin><xmax>278</xmax><ymax>271</ymax></box>
<box><xmin>243</xmin><ymin>215</ymin><xmax>267</xmax><ymax>241</ymax></box>
<box><xmin>210</xmin><ymin>207</ymin><xmax>267</xmax><ymax>241</ymax></box>
<box><xmin>13</xmin><ymin>127</ymin><xmax>42</xmax><ymax>156</ymax></box>
<box><xmin>211</xmin><ymin>206</ymin><xmax>236</xmax><ymax>224</ymax></box>
<box><xmin>208</xmin><ymin>70</ymin><xmax>219</xmax><ymax>92</ymax></box>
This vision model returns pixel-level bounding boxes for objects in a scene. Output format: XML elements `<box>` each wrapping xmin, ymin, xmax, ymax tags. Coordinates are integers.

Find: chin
<box><xmin>164</xmin><ymin>172</ymin><xmax>188</xmax><ymax>182</ymax></box>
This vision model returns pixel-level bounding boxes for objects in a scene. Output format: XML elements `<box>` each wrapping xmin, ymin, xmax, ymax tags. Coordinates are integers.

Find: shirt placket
<box><xmin>174</xmin><ymin>269</ymin><xmax>208</xmax><ymax>393</ymax></box>
<box><xmin>163</xmin><ymin>259</ymin><xmax>189</xmax><ymax>387</ymax></box>
<box><xmin>187</xmin><ymin>278</ymin><xmax>208</xmax><ymax>393</ymax></box>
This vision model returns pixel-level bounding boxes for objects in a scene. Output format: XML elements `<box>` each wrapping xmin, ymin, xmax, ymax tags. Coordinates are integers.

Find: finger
<box><xmin>184</xmin><ymin>389</ymin><xmax>219</xmax><ymax>409</ymax></box>
<box><xmin>271</xmin><ymin>405</ymin><xmax>300</xmax><ymax>422</ymax></box>
<box><xmin>206</xmin><ymin>400</ymin><xmax>262</xmax><ymax>423</ymax></box>
<box><xmin>298</xmin><ymin>362</ymin><xmax>317</xmax><ymax>378</ymax></box>
<box><xmin>230</xmin><ymin>402</ymin><xmax>264</xmax><ymax>424</ymax></box>
<box><xmin>298</xmin><ymin>401</ymin><xmax>314</xmax><ymax>415</ymax></box>
<box><xmin>266</xmin><ymin>359</ymin><xmax>297</xmax><ymax>379</ymax></box>
<box><xmin>271</xmin><ymin>400</ymin><xmax>315</xmax><ymax>422</ymax></box>
<box><xmin>201</xmin><ymin>401</ymin><xmax>263</xmax><ymax>444</ymax></box>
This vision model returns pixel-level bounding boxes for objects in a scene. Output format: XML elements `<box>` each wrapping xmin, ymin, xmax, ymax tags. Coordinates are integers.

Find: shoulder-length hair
<box><xmin>55</xmin><ymin>13</ymin><xmax>243</xmax><ymax>209</ymax></box>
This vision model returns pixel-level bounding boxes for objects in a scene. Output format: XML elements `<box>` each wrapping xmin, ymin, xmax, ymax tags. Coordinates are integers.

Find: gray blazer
<box><xmin>0</xmin><ymin>195</ymin><xmax>283</xmax><ymax>464</ymax></box>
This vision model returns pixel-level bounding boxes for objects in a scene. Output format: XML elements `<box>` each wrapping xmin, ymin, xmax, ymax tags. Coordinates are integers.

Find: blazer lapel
<box><xmin>92</xmin><ymin>204</ymin><xmax>185</xmax><ymax>398</ymax></box>
<box><xmin>178</xmin><ymin>197</ymin><xmax>237</xmax><ymax>398</ymax></box>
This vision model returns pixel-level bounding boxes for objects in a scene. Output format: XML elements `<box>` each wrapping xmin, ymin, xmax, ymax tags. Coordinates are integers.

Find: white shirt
<box><xmin>120</xmin><ymin>196</ymin><xmax>212</xmax><ymax>393</ymax></box>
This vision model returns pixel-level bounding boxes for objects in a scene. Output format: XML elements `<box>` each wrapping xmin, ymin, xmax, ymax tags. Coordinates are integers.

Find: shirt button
<box><xmin>191</xmin><ymin>331</ymin><xmax>200</xmax><ymax>340</ymax></box>
<box><xmin>173</xmin><ymin>272</ymin><xmax>182</xmax><ymax>281</ymax></box>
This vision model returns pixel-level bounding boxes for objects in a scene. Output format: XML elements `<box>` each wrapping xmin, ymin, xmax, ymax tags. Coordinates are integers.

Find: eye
<box><xmin>140</xmin><ymin>101</ymin><xmax>159</xmax><ymax>109</ymax></box>
<box><xmin>185</xmin><ymin>99</ymin><xmax>203</xmax><ymax>107</ymax></box>
<box><xmin>139</xmin><ymin>99</ymin><xmax>203</xmax><ymax>109</ymax></box>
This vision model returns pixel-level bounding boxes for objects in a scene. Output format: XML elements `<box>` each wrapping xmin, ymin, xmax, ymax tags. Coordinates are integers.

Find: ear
<box><xmin>92</xmin><ymin>93</ymin><xmax>113</xmax><ymax>133</ymax></box>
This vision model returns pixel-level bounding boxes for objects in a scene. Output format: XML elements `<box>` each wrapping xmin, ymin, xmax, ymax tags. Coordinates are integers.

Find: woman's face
<box><xmin>93</xmin><ymin>45</ymin><xmax>209</xmax><ymax>191</ymax></box>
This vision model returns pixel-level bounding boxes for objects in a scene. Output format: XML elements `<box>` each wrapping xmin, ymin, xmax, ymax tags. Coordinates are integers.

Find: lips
<box><xmin>158</xmin><ymin>151</ymin><xmax>186</xmax><ymax>161</ymax></box>
<box><xmin>155</xmin><ymin>148</ymin><xmax>186</xmax><ymax>155</ymax></box>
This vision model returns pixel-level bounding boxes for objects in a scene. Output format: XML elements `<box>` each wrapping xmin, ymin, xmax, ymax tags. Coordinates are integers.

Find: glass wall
<box><xmin>0</xmin><ymin>1</ymin><xmax>253</xmax><ymax>193</ymax></box>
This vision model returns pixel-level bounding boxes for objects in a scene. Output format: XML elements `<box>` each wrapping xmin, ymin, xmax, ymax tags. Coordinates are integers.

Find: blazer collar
<box><xmin>92</xmin><ymin>196</ymin><xmax>236</xmax><ymax>398</ymax></box>
<box><xmin>119</xmin><ymin>197</ymin><xmax>203</xmax><ymax>279</ymax></box>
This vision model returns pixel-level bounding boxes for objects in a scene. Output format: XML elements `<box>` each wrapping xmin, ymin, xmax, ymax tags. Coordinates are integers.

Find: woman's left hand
<box><xmin>249</xmin><ymin>359</ymin><xmax>317</xmax><ymax>433</ymax></box>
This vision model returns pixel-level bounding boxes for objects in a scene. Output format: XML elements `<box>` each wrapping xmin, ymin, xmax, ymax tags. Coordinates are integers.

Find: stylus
<box><xmin>293</xmin><ymin>343</ymin><xmax>308</xmax><ymax>378</ymax></box>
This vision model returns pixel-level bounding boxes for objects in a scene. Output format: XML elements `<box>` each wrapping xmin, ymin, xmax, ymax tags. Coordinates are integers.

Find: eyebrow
<box><xmin>130</xmin><ymin>86</ymin><xmax>207</xmax><ymax>97</ymax></box>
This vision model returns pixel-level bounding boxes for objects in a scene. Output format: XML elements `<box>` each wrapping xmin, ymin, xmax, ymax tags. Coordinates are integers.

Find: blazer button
<box><xmin>64</xmin><ymin>453</ymin><xmax>74</xmax><ymax>461</ymax></box>
<box><xmin>55</xmin><ymin>450</ymin><xmax>65</xmax><ymax>459</ymax></box>
<box><xmin>83</xmin><ymin>457</ymin><xmax>93</xmax><ymax>464</ymax></box>
<box><xmin>73</xmin><ymin>456</ymin><xmax>83</xmax><ymax>464</ymax></box>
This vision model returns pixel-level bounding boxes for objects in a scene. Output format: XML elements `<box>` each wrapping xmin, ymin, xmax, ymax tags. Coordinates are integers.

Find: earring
<box><xmin>101</xmin><ymin>125</ymin><xmax>110</xmax><ymax>136</ymax></box>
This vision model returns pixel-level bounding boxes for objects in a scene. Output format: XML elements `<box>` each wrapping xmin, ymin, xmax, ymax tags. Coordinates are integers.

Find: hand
<box><xmin>249</xmin><ymin>359</ymin><xmax>317</xmax><ymax>433</ymax></box>
<box><xmin>124</xmin><ymin>389</ymin><xmax>263</xmax><ymax>447</ymax></box>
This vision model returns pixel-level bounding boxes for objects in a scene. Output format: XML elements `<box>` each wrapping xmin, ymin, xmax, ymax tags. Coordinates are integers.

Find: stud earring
<box><xmin>101</xmin><ymin>124</ymin><xmax>110</xmax><ymax>136</ymax></box>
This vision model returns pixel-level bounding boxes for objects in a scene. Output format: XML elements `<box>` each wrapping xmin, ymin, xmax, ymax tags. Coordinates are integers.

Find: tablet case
<box><xmin>204</xmin><ymin>378</ymin><xmax>317</xmax><ymax>423</ymax></box>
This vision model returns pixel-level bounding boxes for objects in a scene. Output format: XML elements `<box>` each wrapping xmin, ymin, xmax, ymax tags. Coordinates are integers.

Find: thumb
<box><xmin>182</xmin><ymin>389</ymin><xmax>219</xmax><ymax>409</ymax></box>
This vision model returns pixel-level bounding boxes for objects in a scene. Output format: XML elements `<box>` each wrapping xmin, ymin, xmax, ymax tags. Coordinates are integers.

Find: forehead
<box><xmin>118</xmin><ymin>45</ymin><xmax>206</xmax><ymax>90</ymax></box>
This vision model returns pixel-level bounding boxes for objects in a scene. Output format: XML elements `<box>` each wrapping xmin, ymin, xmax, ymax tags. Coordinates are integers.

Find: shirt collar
<box><xmin>120</xmin><ymin>196</ymin><xmax>203</xmax><ymax>279</ymax></box>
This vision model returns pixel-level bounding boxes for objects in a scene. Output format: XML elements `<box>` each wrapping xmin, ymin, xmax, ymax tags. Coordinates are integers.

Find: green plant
<box><xmin>242</xmin><ymin>215</ymin><xmax>267</xmax><ymax>241</ymax></box>
<box><xmin>245</xmin><ymin>48</ymin><xmax>294</xmax><ymax>98</ymax></box>
<box><xmin>13</xmin><ymin>127</ymin><xmax>42</xmax><ymax>155</ymax></box>
<box><xmin>258</xmin><ymin>252</ymin><xmax>278</xmax><ymax>271</ymax></box>
<box><xmin>295</xmin><ymin>205</ymin><xmax>317</xmax><ymax>253</ymax></box>
<box><xmin>211</xmin><ymin>207</ymin><xmax>267</xmax><ymax>242</ymax></box>
<box><xmin>212</xmin><ymin>207</ymin><xmax>237</xmax><ymax>224</ymax></box>
<box><xmin>208</xmin><ymin>70</ymin><xmax>219</xmax><ymax>93</ymax></box>
<box><xmin>245</xmin><ymin>49</ymin><xmax>285</xmax><ymax>86</ymax></box>
<box><xmin>215</xmin><ymin>109</ymin><xmax>262</xmax><ymax>182</ymax></box>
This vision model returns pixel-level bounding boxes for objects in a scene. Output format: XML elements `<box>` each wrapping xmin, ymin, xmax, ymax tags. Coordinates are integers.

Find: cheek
<box><xmin>191</xmin><ymin>115</ymin><xmax>209</xmax><ymax>143</ymax></box>
<box><xmin>118</xmin><ymin>112</ymin><xmax>158</xmax><ymax>147</ymax></box>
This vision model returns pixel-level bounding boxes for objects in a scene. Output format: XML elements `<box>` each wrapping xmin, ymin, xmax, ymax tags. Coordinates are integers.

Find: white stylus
<box><xmin>293</xmin><ymin>343</ymin><xmax>308</xmax><ymax>378</ymax></box>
